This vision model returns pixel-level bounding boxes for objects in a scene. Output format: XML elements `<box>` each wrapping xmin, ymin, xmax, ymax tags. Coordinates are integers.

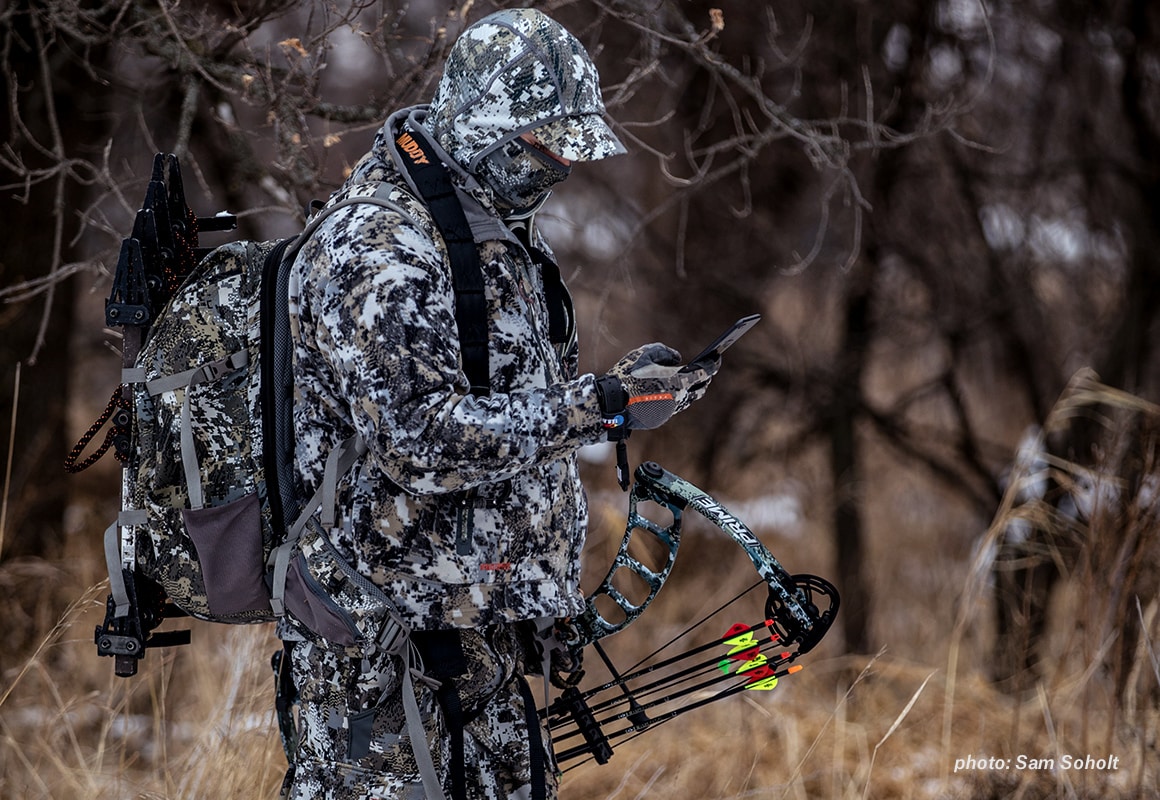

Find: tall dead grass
<box><xmin>3</xmin><ymin>370</ymin><xmax>1159</xmax><ymax>798</ymax></box>
<box><xmin>6</xmin><ymin>599</ymin><xmax>1153</xmax><ymax>799</ymax></box>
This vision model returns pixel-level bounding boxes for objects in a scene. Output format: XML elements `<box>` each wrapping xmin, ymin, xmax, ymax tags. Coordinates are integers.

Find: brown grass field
<box><xmin>2</xmin><ymin>373</ymin><xmax>1159</xmax><ymax>799</ymax></box>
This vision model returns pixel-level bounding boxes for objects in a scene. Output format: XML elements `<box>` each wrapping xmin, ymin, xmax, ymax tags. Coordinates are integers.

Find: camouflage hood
<box><xmin>428</xmin><ymin>8</ymin><xmax>625</xmax><ymax>172</ymax></box>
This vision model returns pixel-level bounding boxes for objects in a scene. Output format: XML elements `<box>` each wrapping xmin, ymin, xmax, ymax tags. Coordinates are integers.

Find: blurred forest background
<box><xmin>3</xmin><ymin>0</ymin><xmax>1160</xmax><ymax>797</ymax></box>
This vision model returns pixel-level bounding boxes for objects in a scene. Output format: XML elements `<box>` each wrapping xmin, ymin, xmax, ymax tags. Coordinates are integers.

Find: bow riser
<box><xmin>566</xmin><ymin>485</ymin><xmax>683</xmax><ymax>644</ymax></box>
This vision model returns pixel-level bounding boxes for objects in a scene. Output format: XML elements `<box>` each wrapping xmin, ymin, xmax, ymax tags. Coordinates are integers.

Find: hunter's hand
<box><xmin>597</xmin><ymin>343</ymin><xmax>719</xmax><ymax>431</ymax></box>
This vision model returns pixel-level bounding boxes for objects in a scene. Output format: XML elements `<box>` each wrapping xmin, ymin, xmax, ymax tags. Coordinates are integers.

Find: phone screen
<box><xmin>679</xmin><ymin>313</ymin><xmax>761</xmax><ymax>372</ymax></box>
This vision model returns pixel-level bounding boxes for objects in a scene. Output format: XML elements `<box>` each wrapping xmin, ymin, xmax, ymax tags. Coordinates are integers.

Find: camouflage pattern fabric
<box><xmin>285</xmin><ymin>9</ymin><xmax>627</xmax><ymax>797</ymax></box>
<box><xmin>131</xmin><ymin>239</ymin><xmax>279</xmax><ymax>622</ymax></box>
<box><xmin>288</xmin><ymin>119</ymin><xmax>603</xmax><ymax>632</ymax></box>
<box><xmin>428</xmin><ymin>8</ymin><xmax>625</xmax><ymax>198</ymax></box>
<box><xmin>288</xmin><ymin>12</ymin><xmax>627</xmax><ymax>635</ymax></box>
<box><xmin>282</xmin><ymin>628</ymin><xmax>555</xmax><ymax>800</ymax></box>
<box><xmin>474</xmin><ymin>136</ymin><xmax>572</xmax><ymax>213</ymax></box>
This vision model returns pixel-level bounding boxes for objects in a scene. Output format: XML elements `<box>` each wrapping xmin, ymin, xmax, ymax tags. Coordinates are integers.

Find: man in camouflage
<box><xmin>281</xmin><ymin>9</ymin><xmax>718</xmax><ymax>799</ymax></box>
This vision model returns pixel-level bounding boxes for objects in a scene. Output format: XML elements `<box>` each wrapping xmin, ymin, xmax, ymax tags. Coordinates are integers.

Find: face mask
<box><xmin>474</xmin><ymin>137</ymin><xmax>572</xmax><ymax>214</ymax></box>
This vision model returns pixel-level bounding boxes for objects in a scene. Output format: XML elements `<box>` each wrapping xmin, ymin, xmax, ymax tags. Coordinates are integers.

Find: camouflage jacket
<box><xmin>288</xmin><ymin>109</ymin><xmax>607</xmax><ymax>631</ymax></box>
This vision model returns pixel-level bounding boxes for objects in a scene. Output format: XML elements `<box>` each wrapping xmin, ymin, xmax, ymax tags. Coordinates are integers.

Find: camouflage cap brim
<box><xmin>530</xmin><ymin>115</ymin><xmax>626</xmax><ymax>162</ymax></box>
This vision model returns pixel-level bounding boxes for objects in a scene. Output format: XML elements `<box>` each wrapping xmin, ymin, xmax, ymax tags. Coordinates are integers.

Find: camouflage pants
<box><xmin>280</xmin><ymin>625</ymin><xmax>557</xmax><ymax>800</ymax></box>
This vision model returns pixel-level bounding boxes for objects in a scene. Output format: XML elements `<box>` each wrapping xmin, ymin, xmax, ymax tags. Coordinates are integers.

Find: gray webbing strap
<box><xmin>104</xmin><ymin>521</ymin><xmax>129</xmax><ymax>618</ymax></box>
<box><xmin>143</xmin><ymin>351</ymin><xmax>247</xmax><ymax>397</ymax></box>
<box><xmin>402</xmin><ymin>644</ymin><xmax>449</xmax><ymax>800</ymax></box>
<box><xmin>138</xmin><ymin>350</ymin><xmax>248</xmax><ymax>511</ymax></box>
<box><xmin>318</xmin><ymin>434</ymin><xmax>367</xmax><ymax>531</ymax></box>
<box><xmin>107</xmin><ymin>509</ymin><xmax>148</xmax><ymax>618</ymax></box>
<box><xmin>268</xmin><ymin>433</ymin><xmax>366</xmax><ymax>617</ymax></box>
<box><xmin>283</xmin><ymin>185</ymin><xmax>416</xmax><ymax>266</ymax></box>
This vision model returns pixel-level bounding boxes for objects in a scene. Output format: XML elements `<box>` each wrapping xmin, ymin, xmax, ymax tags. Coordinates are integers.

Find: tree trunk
<box><xmin>831</xmin><ymin>270</ymin><xmax>874</xmax><ymax>653</ymax></box>
<box><xmin>0</xmin><ymin>2</ymin><xmax>111</xmax><ymax>561</ymax></box>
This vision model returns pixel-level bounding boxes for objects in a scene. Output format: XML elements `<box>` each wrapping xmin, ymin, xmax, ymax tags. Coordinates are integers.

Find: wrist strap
<box><xmin>596</xmin><ymin>375</ymin><xmax>627</xmax><ymax>421</ymax></box>
<box><xmin>596</xmin><ymin>375</ymin><xmax>631</xmax><ymax>491</ymax></box>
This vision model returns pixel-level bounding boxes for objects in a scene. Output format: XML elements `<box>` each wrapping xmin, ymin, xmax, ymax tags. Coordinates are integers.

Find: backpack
<box><xmin>73</xmin><ymin>138</ymin><xmax>489</xmax><ymax>674</ymax></box>
<box><xmin>72</xmin><ymin>140</ymin><xmax>560</xmax><ymax>800</ymax></box>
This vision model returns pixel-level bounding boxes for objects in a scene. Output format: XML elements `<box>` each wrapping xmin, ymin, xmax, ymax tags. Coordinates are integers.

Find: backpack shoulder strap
<box><xmin>261</xmin><ymin>189</ymin><xmax>419</xmax><ymax>540</ymax></box>
<box><xmin>393</xmin><ymin>129</ymin><xmax>490</xmax><ymax>397</ymax></box>
<box><xmin>262</xmin><ymin>164</ymin><xmax>492</xmax><ymax>548</ymax></box>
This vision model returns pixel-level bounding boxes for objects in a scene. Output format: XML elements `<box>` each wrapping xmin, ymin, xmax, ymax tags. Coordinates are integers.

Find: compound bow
<box><xmin>546</xmin><ymin>461</ymin><xmax>840</xmax><ymax>766</ymax></box>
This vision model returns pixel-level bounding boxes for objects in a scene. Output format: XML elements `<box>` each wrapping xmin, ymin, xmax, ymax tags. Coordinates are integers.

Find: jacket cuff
<box><xmin>595</xmin><ymin>374</ymin><xmax>628</xmax><ymax>436</ymax></box>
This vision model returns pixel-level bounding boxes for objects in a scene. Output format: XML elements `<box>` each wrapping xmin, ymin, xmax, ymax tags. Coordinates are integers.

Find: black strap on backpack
<box><xmin>260</xmin><ymin>135</ymin><xmax>495</xmax><ymax>539</ymax></box>
<box><xmin>411</xmin><ymin>630</ymin><xmax>470</xmax><ymax>800</ymax></box>
<box><xmin>394</xmin><ymin>128</ymin><xmax>490</xmax><ymax>397</ymax></box>
<box><xmin>259</xmin><ymin>236</ymin><xmax>300</xmax><ymax>542</ymax></box>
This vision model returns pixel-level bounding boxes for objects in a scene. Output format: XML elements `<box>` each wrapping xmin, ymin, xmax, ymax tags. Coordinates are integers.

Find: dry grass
<box><xmin>3</xmin><ymin>369</ymin><xmax>1159</xmax><ymax>798</ymax></box>
<box><xmin>4</xmin><ymin>595</ymin><xmax>1154</xmax><ymax>799</ymax></box>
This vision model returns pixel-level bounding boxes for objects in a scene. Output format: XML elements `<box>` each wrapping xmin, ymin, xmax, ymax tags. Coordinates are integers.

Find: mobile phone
<box><xmin>678</xmin><ymin>313</ymin><xmax>762</xmax><ymax>372</ymax></box>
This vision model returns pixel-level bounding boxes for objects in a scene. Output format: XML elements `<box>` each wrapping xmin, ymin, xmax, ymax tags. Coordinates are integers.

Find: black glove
<box><xmin>597</xmin><ymin>343</ymin><xmax>718</xmax><ymax>431</ymax></box>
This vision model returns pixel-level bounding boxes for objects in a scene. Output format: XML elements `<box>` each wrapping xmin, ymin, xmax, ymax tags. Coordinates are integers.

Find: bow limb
<box><xmin>634</xmin><ymin>461</ymin><xmax>840</xmax><ymax>654</ymax></box>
